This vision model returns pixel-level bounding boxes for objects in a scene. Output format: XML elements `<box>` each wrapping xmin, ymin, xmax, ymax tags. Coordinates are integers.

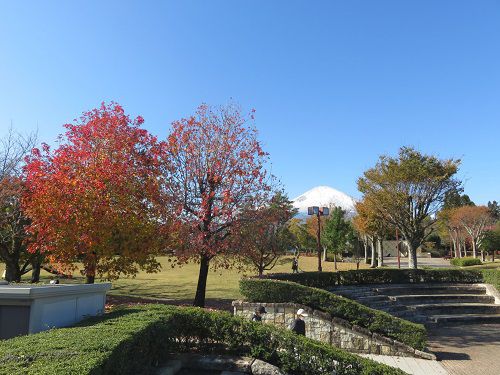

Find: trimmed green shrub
<box><xmin>0</xmin><ymin>305</ymin><xmax>405</xmax><ymax>375</ymax></box>
<box><xmin>240</xmin><ymin>278</ymin><xmax>427</xmax><ymax>350</ymax></box>
<box><xmin>266</xmin><ymin>268</ymin><xmax>484</xmax><ymax>288</ymax></box>
<box><xmin>482</xmin><ymin>268</ymin><xmax>500</xmax><ymax>290</ymax></box>
<box><xmin>450</xmin><ymin>257</ymin><xmax>482</xmax><ymax>267</ymax></box>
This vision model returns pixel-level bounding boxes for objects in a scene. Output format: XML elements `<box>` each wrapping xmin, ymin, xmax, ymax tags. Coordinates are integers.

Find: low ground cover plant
<box><xmin>240</xmin><ymin>278</ymin><xmax>427</xmax><ymax>350</ymax></box>
<box><xmin>0</xmin><ymin>305</ymin><xmax>404</xmax><ymax>375</ymax></box>
<box><xmin>450</xmin><ymin>257</ymin><xmax>482</xmax><ymax>267</ymax></box>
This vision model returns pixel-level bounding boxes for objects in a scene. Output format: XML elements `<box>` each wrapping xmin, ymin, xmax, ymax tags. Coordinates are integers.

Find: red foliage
<box><xmin>22</xmin><ymin>102</ymin><xmax>168</xmax><ymax>282</ymax></box>
<box><xmin>160</xmin><ymin>103</ymin><xmax>274</xmax><ymax>306</ymax></box>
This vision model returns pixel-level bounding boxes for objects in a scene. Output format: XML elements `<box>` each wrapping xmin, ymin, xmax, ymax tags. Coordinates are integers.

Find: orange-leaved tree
<box><xmin>159</xmin><ymin>103</ymin><xmax>273</xmax><ymax>307</ymax></box>
<box><xmin>23</xmin><ymin>103</ymin><xmax>168</xmax><ymax>283</ymax></box>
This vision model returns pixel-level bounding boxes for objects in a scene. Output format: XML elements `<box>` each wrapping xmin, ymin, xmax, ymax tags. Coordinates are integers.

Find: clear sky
<box><xmin>1</xmin><ymin>1</ymin><xmax>499</xmax><ymax>204</ymax></box>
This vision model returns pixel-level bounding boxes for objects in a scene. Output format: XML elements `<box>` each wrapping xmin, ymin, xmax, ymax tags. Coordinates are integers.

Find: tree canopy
<box><xmin>357</xmin><ymin>147</ymin><xmax>460</xmax><ymax>268</ymax></box>
<box><xmin>23</xmin><ymin>103</ymin><xmax>167</xmax><ymax>283</ymax></box>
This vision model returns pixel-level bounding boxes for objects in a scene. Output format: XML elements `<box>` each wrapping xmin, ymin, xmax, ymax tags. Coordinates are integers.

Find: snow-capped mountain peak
<box><xmin>292</xmin><ymin>186</ymin><xmax>356</xmax><ymax>217</ymax></box>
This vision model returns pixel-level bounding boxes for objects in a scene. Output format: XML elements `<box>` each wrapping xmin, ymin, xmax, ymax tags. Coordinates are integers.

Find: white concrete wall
<box><xmin>0</xmin><ymin>283</ymin><xmax>111</xmax><ymax>335</ymax></box>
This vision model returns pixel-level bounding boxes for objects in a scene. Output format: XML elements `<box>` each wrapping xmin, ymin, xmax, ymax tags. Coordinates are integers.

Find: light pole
<box><xmin>395</xmin><ymin>228</ymin><xmax>401</xmax><ymax>269</ymax></box>
<box><xmin>307</xmin><ymin>206</ymin><xmax>329</xmax><ymax>272</ymax></box>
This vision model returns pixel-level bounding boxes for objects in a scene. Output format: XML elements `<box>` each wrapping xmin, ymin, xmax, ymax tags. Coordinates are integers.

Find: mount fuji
<box><xmin>292</xmin><ymin>186</ymin><xmax>357</xmax><ymax>218</ymax></box>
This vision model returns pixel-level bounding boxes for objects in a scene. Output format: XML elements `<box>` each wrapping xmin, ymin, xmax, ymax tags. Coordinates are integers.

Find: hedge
<box><xmin>482</xmin><ymin>269</ymin><xmax>500</xmax><ymax>290</ymax></box>
<box><xmin>0</xmin><ymin>305</ymin><xmax>405</xmax><ymax>375</ymax></box>
<box><xmin>265</xmin><ymin>268</ymin><xmax>485</xmax><ymax>288</ymax></box>
<box><xmin>450</xmin><ymin>257</ymin><xmax>482</xmax><ymax>267</ymax></box>
<box><xmin>240</xmin><ymin>278</ymin><xmax>427</xmax><ymax>350</ymax></box>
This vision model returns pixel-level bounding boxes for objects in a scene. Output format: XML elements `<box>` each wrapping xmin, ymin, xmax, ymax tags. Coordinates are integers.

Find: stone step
<box><xmin>390</xmin><ymin>294</ymin><xmax>495</xmax><ymax>305</ymax></box>
<box><xmin>357</xmin><ymin>295</ymin><xmax>391</xmax><ymax>303</ymax></box>
<box><xmin>372</xmin><ymin>285</ymin><xmax>486</xmax><ymax>296</ymax></box>
<box><xmin>427</xmin><ymin>313</ymin><xmax>500</xmax><ymax>325</ymax></box>
<box><xmin>408</xmin><ymin>303</ymin><xmax>500</xmax><ymax>315</ymax></box>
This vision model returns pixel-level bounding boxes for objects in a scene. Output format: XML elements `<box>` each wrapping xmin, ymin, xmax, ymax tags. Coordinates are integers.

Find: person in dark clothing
<box><xmin>252</xmin><ymin>306</ymin><xmax>267</xmax><ymax>322</ymax></box>
<box><xmin>290</xmin><ymin>308</ymin><xmax>307</xmax><ymax>335</ymax></box>
<box><xmin>291</xmin><ymin>257</ymin><xmax>299</xmax><ymax>273</ymax></box>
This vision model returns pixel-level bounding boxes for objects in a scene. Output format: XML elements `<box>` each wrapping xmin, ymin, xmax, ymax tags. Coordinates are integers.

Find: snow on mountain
<box><xmin>292</xmin><ymin>186</ymin><xmax>357</xmax><ymax>217</ymax></box>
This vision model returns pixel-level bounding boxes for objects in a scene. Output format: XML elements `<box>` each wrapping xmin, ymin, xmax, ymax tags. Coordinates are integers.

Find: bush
<box><xmin>450</xmin><ymin>257</ymin><xmax>482</xmax><ymax>267</ymax></box>
<box><xmin>266</xmin><ymin>268</ymin><xmax>484</xmax><ymax>288</ymax></box>
<box><xmin>482</xmin><ymin>269</ymin><xmax>500</xmax><ymax>290</ymax></box>
<box><xmin>240</xmin><ymin>278</ymin><xmax>427</xmax><ymax>350</ymax></box>
<box><xmin>0</xmin><ymin>305</ymin><xmax>405</xmax><ymax>375</ymax></box>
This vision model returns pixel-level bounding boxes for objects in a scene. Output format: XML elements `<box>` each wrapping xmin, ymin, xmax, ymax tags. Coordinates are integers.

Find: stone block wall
<box><xmin>232</xmin><ymin>301</ymin><xmax>435</xmax><ymax>360</ymax></box>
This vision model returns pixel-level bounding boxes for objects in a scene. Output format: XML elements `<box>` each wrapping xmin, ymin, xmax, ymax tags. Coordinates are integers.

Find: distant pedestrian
<box><xmin>252</xmin><ymin>306</ymin><xmax>267</xmax><ymax>322</ymax></box>
<box><xmin>290</xmin><ymin>308</ymin><xmax>308</xmax><ymax>335</ymax></box>
<box><xmin>292</xmin><ymin>256</ymin><xmax>299</xmax><ymax>273</ymax></box>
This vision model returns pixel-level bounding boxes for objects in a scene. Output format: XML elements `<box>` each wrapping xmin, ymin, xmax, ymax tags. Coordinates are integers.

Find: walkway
<box><xmin>383</xmin><ymin>257</ymin><xmax>452</xmax><ymax>268</ymax></box>
<box><xmin>360</xmin><ymin>354</ymin><xmax>448</xmax><ymax>375</ymax></box>
<box><xmin>427</xmin><ymin>323</ymin><xmax>500</xmax><ymax>375</ymax></box>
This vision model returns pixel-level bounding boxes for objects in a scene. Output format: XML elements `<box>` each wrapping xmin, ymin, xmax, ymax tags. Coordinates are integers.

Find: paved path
<box><xmin>360</xmin><ymin>354</ymin><xmax>448</xmax><ymax>375</ymax></box>
<box><xmin>383</xmin><ymin>257</ymin><xmax>452</xmax><ymax>268</ymax></box>
<box><xmin>427</xmin><ymin>323</ymin><xmax>500</xmax><ymax>375</ymax></box>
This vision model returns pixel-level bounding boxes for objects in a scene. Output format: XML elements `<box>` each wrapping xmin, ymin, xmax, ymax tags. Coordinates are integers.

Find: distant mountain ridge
<box><xmin>292</xmin><ymin>186</ymin><xmax>357</xmax><ymax>218</ymax></box>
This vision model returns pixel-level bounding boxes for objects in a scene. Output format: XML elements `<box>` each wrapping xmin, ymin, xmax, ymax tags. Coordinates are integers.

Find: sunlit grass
<box><xmin>8</xmin><ymin>255</ymin><xmax>368</xmax><ymax>301</ymax></box>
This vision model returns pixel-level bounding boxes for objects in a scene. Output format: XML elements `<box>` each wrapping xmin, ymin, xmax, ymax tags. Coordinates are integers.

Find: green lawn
<box><xmin>9</xmin><ymin>256</ymin><xmax>367</xmax><ymax>302</ymax></box>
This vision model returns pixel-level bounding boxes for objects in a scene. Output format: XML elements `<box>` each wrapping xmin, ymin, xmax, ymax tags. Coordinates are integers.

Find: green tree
<box><xmin>322</xmin><ymin>206</ymin><xmax>356</xmax><ymax>270</ymax></box>
<box><xmin>482</xmin><ymin>221</ymin><xmax>500</xmax><ymax>261</ymax></box>
<box><xmin>487</xmin><ymin>201</ymin><xmax>500</xmax><ymax>220</ymax></box>
<box><xmin>358</xmin><ymin>147</ymin><xmax>461</xmax><ymax>269</ymax></box>
<box><xmin>288</xmin><ymin>218</ymin><xmax>316</xmax><ymax>254</ymax></box>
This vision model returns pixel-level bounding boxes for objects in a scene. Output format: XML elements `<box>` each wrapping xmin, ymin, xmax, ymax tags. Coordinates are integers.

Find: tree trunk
<box><xmin>333</xmin><ymin>253</ymin><xmax>337</xmax><ymax>270</ymax></box>
<box><xmin>363</xmin><ymin>241</ymin><xmax>368</xmax><ymax>264</ymax></box>
<box><xmin>258</xmin><ymin>265</ymin><xmax>264</xmax><ymax>278</ymax></box>
<box><xmin>85</xmin><ymin>274</ymin><xmax>95</xmax><ymax>284</ymax></box>
<box><xmin>472</xmin><ymin>239</ymin><xmax>477</xmax><ymax>258</ymax></box>
<box><xmin>30</xmin><ymin>258</ymin><xmax>41</xmax><ymax>283</ymax></box>
<box><xmin>377</xmin><ymin>238</ymin><xmax>384</xmax><ymax>267</ymax></box>
<box><xmin>4</xmin><ymin>260</ymin><xmax>21</xmax><ymax>283</ymax></box>
<box><xmin>194</xmin><ymin>254</ymin><xmax>210</xmax><ymax>307</ymax></box>
<box><xmin>84</xmin><ymin>252</ymin><xmax>97</xmax><ymax>284</ymax></box>
<box><xmin>406</xmin><ymin>241</ymin><xmax>418</xmax><ymax>269</ymax></box>
<box><xmin>370</xmin><ymin>238</ymin><xmax>376</xmax><ymax>268</ymax></box>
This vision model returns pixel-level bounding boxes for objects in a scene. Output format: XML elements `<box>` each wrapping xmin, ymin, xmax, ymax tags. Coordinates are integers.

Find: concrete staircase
<box><xmin>328</xmin><ymin>283</ymin><xmax>500</xmax><ymax>326</ymax></box>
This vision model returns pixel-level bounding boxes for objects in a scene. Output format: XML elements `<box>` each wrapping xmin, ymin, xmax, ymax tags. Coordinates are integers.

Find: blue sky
<box><xmin>1</xmin><ymin>1</ymin><xmax>499</xmax><ymax>204</ymax></box>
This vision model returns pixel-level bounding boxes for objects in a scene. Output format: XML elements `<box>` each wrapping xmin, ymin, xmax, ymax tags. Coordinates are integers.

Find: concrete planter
<box><xmin>0</xmin><ymin>283</ymin><xmax>111</xmax><ymax>339</ymax></box>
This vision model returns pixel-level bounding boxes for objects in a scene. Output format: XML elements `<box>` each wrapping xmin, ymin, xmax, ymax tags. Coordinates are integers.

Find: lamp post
<box><xmin>395</xmin><ymin>228</ymin><xmax>401</xmax><ymax>269</ymax></box>
<box><xmin>307</xmin><ymin>206</ymin><xmax>329</xmax><ymax>271</ymax></box>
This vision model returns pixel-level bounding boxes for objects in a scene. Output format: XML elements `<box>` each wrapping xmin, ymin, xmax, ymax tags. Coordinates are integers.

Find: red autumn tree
<box><xmin>160</xmin><ymin>103</ymin><xmax>273</xmax><ymax>307</ymax></box>
<box><xmin>23</xmin><ymin>103</ymin><xmax>166</xmax><ymax>283</ymax></box>
<box><xmin>237</xmin><ymin>192</ymin><xmax>297</xmax><ymax>277</ymax></box>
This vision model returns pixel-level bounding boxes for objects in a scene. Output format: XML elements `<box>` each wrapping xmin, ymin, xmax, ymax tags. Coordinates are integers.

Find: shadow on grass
<box><xmin>75</xmin><ymin>307</ymin><xmax>145</xmax><ymax>327</ymax></box>
<box><xmin>106</xmin><ymin>294</ymin><xmax>234</xmax><ymax>311</ymax></box>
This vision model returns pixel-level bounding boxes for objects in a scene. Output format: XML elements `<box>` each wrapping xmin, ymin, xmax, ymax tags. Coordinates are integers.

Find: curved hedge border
<box><xmin>240</xmin><ymin>278</ymin><xmax>427</xmax><ymax>350</ymax></box>
<box><xmin>450</xmin><ymin>257</ymin><xmax>482</xmax><ymax>267</ymax></box>
<box><xmin>265</xmin><ymin>268</ymin><xmax>486</xmax><ymax>288</ymax></box>
<box><xmin>0</xmin><ymin>305</ymin><xmax>405</xmax><ymax>375</ymax></box>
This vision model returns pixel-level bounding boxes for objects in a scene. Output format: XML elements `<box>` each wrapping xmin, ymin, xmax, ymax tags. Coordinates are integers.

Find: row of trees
<box><xmin>2</xmin><ymin>102</ymin><xmax>297</xmax><ymax>307</ymax></box>
<box><xmin>438</xmin><ymin>195</ymin><xmax>498</xmax><ymax>260</ymax></box>
<box><xmin>353</xmin><ymin>147</ymin><xmax>498</xmax><ymax>269</ymax></box>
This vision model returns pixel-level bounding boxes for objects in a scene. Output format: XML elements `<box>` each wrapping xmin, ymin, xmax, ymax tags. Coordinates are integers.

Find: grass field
<box><xmin>10</xmin><ymin>256</ymin><xmax>368</xmax><ymax>302</ymax></box>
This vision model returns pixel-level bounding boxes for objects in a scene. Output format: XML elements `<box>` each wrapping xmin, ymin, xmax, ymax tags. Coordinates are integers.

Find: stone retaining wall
<box><xmin>232</xmin><ymin>301</ymin><xmax>435</xmax><ymax>360</ymax></box>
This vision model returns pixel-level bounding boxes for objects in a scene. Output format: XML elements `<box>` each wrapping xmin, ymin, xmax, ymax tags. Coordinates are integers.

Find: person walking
<box><xmin>252</xmin><ymin>306</ymin><xmax>267</xmax><ymax>322</ymax></box>
<box><xmin>290</xmin><ymin>308</ymin><xmax>308</xmax><ymax>335</ymax></box>
<box><xmin>292</xmin><ymin>256</ymin><xmax>299</xmax><ymax>273</ymax></box>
